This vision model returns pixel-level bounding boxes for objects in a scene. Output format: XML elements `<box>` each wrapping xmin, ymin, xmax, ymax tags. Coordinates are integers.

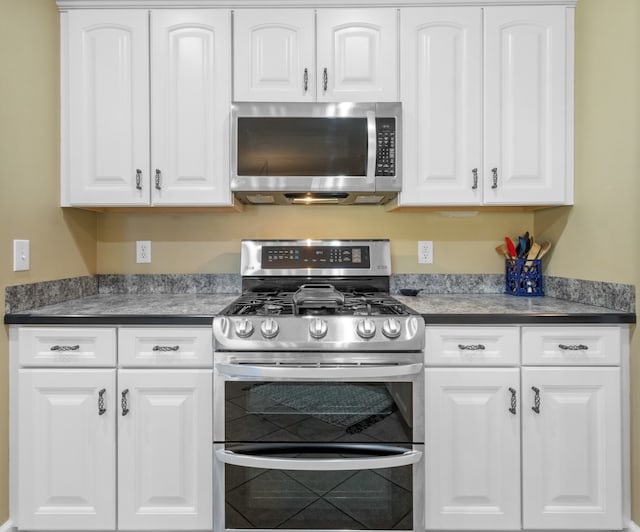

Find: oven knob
<box><xmin>309</xmin><ymin>318</ymin><xmax>328</xmax><ymax>339</ymax></box>
<box><xmin>235</xmin><ymin>319</ymin><xmax>254</xmax><ymax>338</ymax></box>
<box><xmin>356</xmin><ymin>318</ymin><xmax>376</xmax><ymax>339</ymax></box>
<box><xmin>381</xmin><ymin>318</ymin><xmax>402</xmax><ymax>339</ymax></box>
<box><xmin>260</xmin><ymin>318</ymin><xmax>280</xmax><ymax>339</ymax></box>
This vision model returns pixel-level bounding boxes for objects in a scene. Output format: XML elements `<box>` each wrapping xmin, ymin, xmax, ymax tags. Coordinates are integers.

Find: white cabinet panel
<box><xmin>18</xmin><ymin>327</ymin><xmax>116</xmax><ymax>367</ymax></box>
<box><xmin>425</xmin><ymin>368</ymin><xmax>521</xmax><ymax>530</ymax></box>
<box><xmin>521</xmin><ymin>367</ymin><xmax>622</xmax><ymax>530</ymax></box>
<box><xmin>18</xmin><ymin>369</ymin><xmax>116</xmax><ymax>530</ymax></box>
<box><xmin>118</xmin><ymin>370</ymin><xmax>212</xmax><ymax>530</ymax></box>
<box><xmin>233</xmin><ymin>10</ymin><xmax>315</xmax><ymax>101</ymax></box>
<box><xmin>399</xmin><ymin>5</ymin><xmax>572</xmax><ymax>207</ymax></box>
<box><xmin>317</xmin><ymin>9</ymin><xmax>397</xmax><ymax>102</ymax></box>
<box><xmin>425</xmin><ymin>326</ymin><xmax>519</xmax><ymax>365</ymax></box>
<box><xmin>234</xmin><ymin>9</ymin><xmax>397</xmax><ymax>102</ymax></box>
<box><xmin>67</xmin><ymin>10</ymin><xmax>150</xmax><ymax>206</ymax></box>
<box><xmin>151</xmin><ymin>10</ymin><xmax>232</xmax><ymax>205</ymax></box>
<box><xmin>522</xmin><ymin>326</ymin><xmax>621</xmax><ymax>365</ymax></box>
<box><xmin>399</xmin><ymin>7</ymin><xmax>482</xmax><ymax>205</ymax></box>
<box><xmin>484</xmin><ymin>6</ymin><xmax>569</xmax><ymax>205</ymax></box>
<box><xmin>118</xmin><ymin>327</ymin><xmax>213</xmax><ymax>367</ymax></box>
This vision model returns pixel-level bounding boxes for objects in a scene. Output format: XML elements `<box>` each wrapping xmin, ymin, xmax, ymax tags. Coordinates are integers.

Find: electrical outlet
<box><xmin>136</xmin><ymin>241</ymin><xmax>151</xmax><ymax>263</ymax></box>
<box><xmin>13</xmin><ymin>240</ymin><xmax>30</xmax><ymax>271</ymax></box>
<box><xmin>418</xmin><ymin>240</ymin><xmax>433</xmax><ymax>264</ymax></box>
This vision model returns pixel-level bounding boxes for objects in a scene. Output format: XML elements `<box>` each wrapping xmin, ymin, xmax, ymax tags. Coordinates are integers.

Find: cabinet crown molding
<box><xmin>57</xmin><ymin>0</ymin><xmax>578</xmax><ymax>9</ymax></box>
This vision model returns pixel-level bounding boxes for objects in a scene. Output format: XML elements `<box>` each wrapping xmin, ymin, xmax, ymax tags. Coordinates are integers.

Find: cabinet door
<box><xmin>66</xmin><ymin>10</ymin><xmax>149</xmax><ymax>206</ymax></box>
<box><xmin>233</xmin><ymin>10</ymin><xmax>315</xmax><ymax>102</ymax></box>
<box><xmin>522</xmin><ymin>367</ymin><xmax>622</xmax><ymax>530</ymax></box>
<box><xmin>18</xmin><ymin>369</ymin><xmax>116</xmax><ymax>530</ymax></box>
<box><xmin>151</xmin><ymin>10</ymin><xmax>232</xmax><ymax>205</ymax></box>
<box><xmin>317</xmin><ymin>9</ymin><xmax>398</xmax><ymax>102</ymax></box>
<box><xmin>484</xmin><ymin>6</ymin><xmax>569</xmax><ymax>205</ymax></box>
<box><xmin>399</xmin><ymin>7</ymin><xmax>482</xmax><ymax>206</ymax></box>
<box><xmin>118</xmin><ymin>370</ymin><xmax>213</xmax><ymax>530</ymax></box>
<box><xmin>425</xmin><ymin>368</ymin><xmax>521</xmax><ymax>530</ymax></box>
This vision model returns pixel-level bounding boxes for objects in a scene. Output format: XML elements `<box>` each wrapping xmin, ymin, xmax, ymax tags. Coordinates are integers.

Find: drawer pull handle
<box><xmin>121</xmin><ymin>389</ymin><xmax>130</xmax><ymax>416</ymax></box>
<box><xmin>508</xmin><ymin>387</ymin><xmax>517</xmax><ymax>415</ymax></box>
<box><xmin>458</xmin><ymin>344</ymin><xmax>485</xmax><ymax>351</ymax></box>
<box><xmin>558</xmin><ymin>344</ymin><xmax>589</xmax><ymax>351</ymax></box>
<box><xmin>531</xmin><ymin>386</ymin><xmax>541</xmax><ymax>414</ymax></box>
<box><xmin>50</xmin><ymin>345</ymin><xmax>80</xmax><ymax>351</ymax></box>
<box><xmin>98</xmin><ymin>388</ymin><xmax>106</xmax><ymax>416</ymax></box>
<box><xmin>152</xmin><ymin>345</ymin><xmax>180</xmax><ymax>352</ymax></box>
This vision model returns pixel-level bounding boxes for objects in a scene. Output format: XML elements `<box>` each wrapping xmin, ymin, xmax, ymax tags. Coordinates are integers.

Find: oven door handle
<box><xmin>215</xmin><ymin>444</ymin><xmax>422</xmax><ymax>471</ymax></box>
<box><xmin>215</xmin><ymin>362</ymin><xmax>423</xmax><ymax>380</ymax></box>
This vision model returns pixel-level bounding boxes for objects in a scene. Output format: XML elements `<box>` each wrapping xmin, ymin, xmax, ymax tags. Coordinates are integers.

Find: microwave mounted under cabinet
<box><xmin>230</xmin><ymin>102</ymin><xmax>401</xmax><ymax>205</ymax></box>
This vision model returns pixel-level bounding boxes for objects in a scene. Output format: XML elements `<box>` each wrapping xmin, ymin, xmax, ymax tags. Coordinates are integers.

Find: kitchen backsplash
<box><xmin>4</xmin><ymin>273</ymin><xmax>636</xmax><ymax>314</ymax></box>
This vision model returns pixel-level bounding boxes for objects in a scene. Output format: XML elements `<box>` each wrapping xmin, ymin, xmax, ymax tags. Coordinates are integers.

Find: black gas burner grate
<box><xmin>222</xmin><ymin>289</ymin><xmax>410</xmax><ymax>317</ymax></box>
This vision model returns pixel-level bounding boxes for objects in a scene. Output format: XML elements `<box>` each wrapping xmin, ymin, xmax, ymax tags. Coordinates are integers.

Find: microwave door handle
<box><xmin>216</xmin><ymin>447</ymin><xmax>422</xmax><ymax>471</ymax></box>
<box><xmin>366</xmin><ymin>110</ymin><xmax>376</xmax><ymax>189</ymax></box>
<box><xmin>215</xmin><ymin>362</ymin><xmax>423</xmax><ymax>380</ymax></box>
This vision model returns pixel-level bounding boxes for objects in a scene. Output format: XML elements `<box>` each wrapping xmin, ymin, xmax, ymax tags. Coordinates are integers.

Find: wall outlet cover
<box><xmin>136</xmin><ymin>240</ymin><xmax>151</xmax><ymax>263</ymax></box>
<box><xmin>418</xmin><ymin>240</ymin><xmax>433</xmax><ymax>264</ymax></box>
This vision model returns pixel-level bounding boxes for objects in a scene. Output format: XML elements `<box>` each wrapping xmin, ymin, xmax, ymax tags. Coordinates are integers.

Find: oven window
<box><xmin>237</xmin><ymin>117</ymin><xmax>368</xmax><ymax>177</ymax></box>
<box><xmin>224</xmin><ymin>457</ymin><xmax>413</xmax><ymax>530</ymax></box>
<box><xmin>225</xmin><ymin>381</ymin><xmax>413</xmax><ymax>444</ymax></box>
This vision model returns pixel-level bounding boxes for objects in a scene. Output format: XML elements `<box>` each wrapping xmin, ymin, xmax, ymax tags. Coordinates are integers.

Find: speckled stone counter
<box><xmin>4</xmin><ymin>293</ymin><xmax>239</xmax><ymax>325</ymax></box>
<box><xmin>394</xmin><ymin>294</ymin><xmax>635</xmax><ymax>324</ymax></box>
<box><xmin>4</xmin><ymin>292</ymin><xmax>634</xmax><ymax>326</ymax></box>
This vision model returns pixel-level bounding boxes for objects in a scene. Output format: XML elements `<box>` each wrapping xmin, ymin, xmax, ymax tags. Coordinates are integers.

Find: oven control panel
<box><xmin>262</xmin><ymin>245</ymin><xmax>370</xmax><ymax>269</ymax></box>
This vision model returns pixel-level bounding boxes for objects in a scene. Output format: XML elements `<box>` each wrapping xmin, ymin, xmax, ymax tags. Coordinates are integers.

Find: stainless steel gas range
<box><xmin>212</xmin><ymin>240</ymin><xmax>425</xmax><ymax>532</ymax></box>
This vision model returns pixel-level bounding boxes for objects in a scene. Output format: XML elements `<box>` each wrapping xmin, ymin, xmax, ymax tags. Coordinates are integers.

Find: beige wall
<box><xmin>534</xmin><ymin>0</ymin><xmax>640</xmax><ymax>520</ymax></box>
<box><xmin>0</xmin><ymin>0</ymin><xmax>639</xmax><ymax>526</ymax></box>
<box><xmin>0</xmin><ymin>0</ymin><xmax>98</xmax><ymax>522</ymax></box>
<box><xmin>97</xmin><ymin>209</ymin><xmax>533</xmax><ymax>274</ymax></box>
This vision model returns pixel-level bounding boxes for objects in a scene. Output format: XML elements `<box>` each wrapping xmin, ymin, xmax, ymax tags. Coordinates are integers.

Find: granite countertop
<box><xmin>4</xmin><ymin>292</ymin><xmax>635</xmax><ymax>325</ymax></box>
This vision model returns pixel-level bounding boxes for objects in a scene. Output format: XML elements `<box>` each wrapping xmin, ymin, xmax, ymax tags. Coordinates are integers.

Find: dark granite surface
<box><xmin>4</xmin><ymin>274</ymin><xmax>635</xmax><ymax>325</ymax></box>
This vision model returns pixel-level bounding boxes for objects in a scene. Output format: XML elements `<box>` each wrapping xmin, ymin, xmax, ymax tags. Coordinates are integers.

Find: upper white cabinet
<box><xmin>233</xmin><ymin>9</ymin><xmax>398</xmax><ymax>102</ymax></box>
<box><xmin>63</xmin><ymin>10</ymin><xmax>232</xmax><ymax>206</ymax></box>
<box><xmin>399</xmin><ymin>6</ymin><xmax>573</xmax><ymax>206</ymax></box>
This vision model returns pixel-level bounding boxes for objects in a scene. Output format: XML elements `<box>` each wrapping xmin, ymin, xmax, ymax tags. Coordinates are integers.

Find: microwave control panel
<box><xmin>375</xmin><ymin>118</ymin><xmax>396</xmax><ymax>177</ymax></box>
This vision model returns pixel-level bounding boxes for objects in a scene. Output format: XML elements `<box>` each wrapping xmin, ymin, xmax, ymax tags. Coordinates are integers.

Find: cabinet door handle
<box><xmin>458</xmin><ymin>344</ymin><xmax>485</xmax><ymax>351</ymax></box>
<box><xmin>508</xmin><ymin>387</ymin><xmax>517</xmax><ymax>415</ymax></box>
<box><xmin>98</xmin><ymin>388</ymin><xmax>106</xmax><ymax>416</ymax></box>
<box><xmin>558</xmin><ymin>344</ymin><xmax>589</xmax><ymax>351</ymax></box>
<box><xmin>491</xmin><ymin>167</ymin><xmax>498</xmax><ymax>189</ymax></box>
<box><xmin>531</xmin><ymin>386</ymin><xmax>541</xmax><ymax>414</ymax></box>
<box><xmin>50</xmin><ymin>344</ymin><xmax>80</xmax><ymax>351</ymax></box>
<box><xmin>121</xmin><ymin>389</ymin><xmax>130</xmax><ymax>416</ymax></box>
<box><xmin>472</xmin><ymin>168</ymin><xmax>478</xmax><ymax>190</ymax></box>
<box><xmin>155</xmin><ymin>169</ymin><xmax>162</xmax><ymax>190</ymax></box>
<box><xmin>303</xmin><ymin>68</ymin><xmax>309</xmax><ymax>93</ymax></box>
<box><xmin>152</xmin><ymin>345</ymin><xmax>180</xmax><ymax>352</ymax></box>
<box><xmin>135</xmin><ymin>169</ymin><xmax>143</xmax><ymax>190</ymax></box>
<box><xmin>323</xmin><ymin>68</ymin><xmax>328</xmax><ymax>92</ymax></box>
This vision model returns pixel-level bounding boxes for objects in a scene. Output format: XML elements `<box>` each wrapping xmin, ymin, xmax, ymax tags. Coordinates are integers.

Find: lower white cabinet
<box><xmin>521</xmin><ymin>367</ymin><xmax>622</xmax><ymax>530</ymax></box>
<box><xmin>425</xmin><ymin>368</ymin><xmax>521</xmax><ymax>530</ymax></box>
<box><xmin>18</xmin><ymin>369</ymin><xmax>117</xmax><ymax>531</ymax></box>
<box><xmin>425</xmin><ymin>325</ymin><xmax>626</xmax><ymax>531</ymax></box>
<box><xmin>12</xmin><ymin>326</ymin><xmax>213</xmax><ymax>531</ymax></box>
<box><xmin>118</xmin><ymin>370</ymin><xmax>212</xmax><ymax>530</ymax></box>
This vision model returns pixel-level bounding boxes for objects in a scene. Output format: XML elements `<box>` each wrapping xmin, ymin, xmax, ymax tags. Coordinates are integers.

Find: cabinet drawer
<box><xmin>118</xmin><ymin>328</ymin><xmax>212</xmax><ymax>367</ymax></box>
<box><xmin>425</xmin><ymin>326</ymin><xmax>520</xmax><ymax>365</ymax></box>
<box><xmin>522</xmin><ymin>326</ymin><xmax>621</xmax><ymax>365</ymax></box>
<box><xmin>18</xmin><ymin>327</ymin><xmax>116</xmax><ymax>367</ymax></box>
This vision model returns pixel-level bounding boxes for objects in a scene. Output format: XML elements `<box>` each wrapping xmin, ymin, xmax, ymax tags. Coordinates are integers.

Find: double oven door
<box><xmin>213</xmin><ymin>353</ymin><xmax>425</xmax><ymax>532</ymax></box>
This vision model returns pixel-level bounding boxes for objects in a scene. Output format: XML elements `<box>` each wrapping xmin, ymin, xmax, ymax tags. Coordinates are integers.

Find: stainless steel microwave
<box><xmin>230</xmin><ymin>102</ymin><xmax>401</xmax><ymax>205</ymax></box>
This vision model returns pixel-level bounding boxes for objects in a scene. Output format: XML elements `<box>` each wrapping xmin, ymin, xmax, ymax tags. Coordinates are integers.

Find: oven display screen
<box><xmin>261</xmin><ymin>245</ymin><xmax>370</xmax><ymax>269</ymax></box>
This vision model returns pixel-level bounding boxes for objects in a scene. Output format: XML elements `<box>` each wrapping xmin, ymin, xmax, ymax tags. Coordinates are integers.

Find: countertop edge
<box><xmin>5</xmin><ymin>312</ymin><xmax>636</xmax><ymax>326</ymax></box>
